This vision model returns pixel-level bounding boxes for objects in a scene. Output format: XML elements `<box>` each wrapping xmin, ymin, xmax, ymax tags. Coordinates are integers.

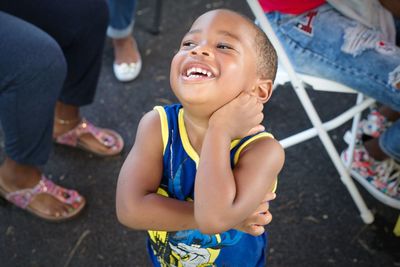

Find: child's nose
<box><xmin>190</xmin><ymin>46</ymin><xmax>212</xmax><ymax>57</ymax></box>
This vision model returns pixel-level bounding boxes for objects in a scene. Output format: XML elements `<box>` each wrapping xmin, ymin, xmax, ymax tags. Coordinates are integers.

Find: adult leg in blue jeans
<box><xmin>1</xmin><ymin>0</ymin><xmax>124</xmax><ymax>156</ymax></box>
<box><xmin>0</xmin><ymin>11</ymin><xmax>85</xmax><ymax>221</ymax></box>
<box><xmin>0</xmin><ymin>0</ymin><xmax>124</xmax><ymax>221</ymax></box>
<box><xmin>107</xmin><ymin>0</ymin><xmax>142</xmax><ymax>82</ymax></box>
<box><xmin>266</xmin><ymin>4</ymin><xmax>400</xmax><ymax>208</ymax></box>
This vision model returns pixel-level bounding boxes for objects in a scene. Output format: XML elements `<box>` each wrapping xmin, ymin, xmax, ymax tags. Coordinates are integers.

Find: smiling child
<box><xmin>116</xmin><ymin>9</ymin><xmax>284</xmax><ymax>266</ymax></box>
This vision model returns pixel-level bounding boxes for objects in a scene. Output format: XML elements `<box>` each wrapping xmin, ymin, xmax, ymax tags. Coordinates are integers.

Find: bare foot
<box><xmin>0</xmin><ymin>158</ymin><xmax>84</xmax><ymax>220</ymax></box>
<box><xmin>112</xmin><ymin>36</ymin><xmax>141</xmax><ymax>64</ymax></box>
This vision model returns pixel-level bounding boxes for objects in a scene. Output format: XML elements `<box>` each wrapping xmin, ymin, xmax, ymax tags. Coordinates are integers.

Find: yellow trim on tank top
<box><xmin>178</xmin><ymin>109</ymin><xmax>241</xmax><ymax>167</ymax></box>
<box><xmin>154</xmin><ymin>106</ymin><xmax>169</xmax><ymax>154</ymax></box>
<box><xmin>233</xmin><ymin>132</ymin><xmax>274</xmax><ymax>164</ymax></box>
<box><xmin>178</xmin><ymin>109</ymin><xmax>200</xmax><ymax>166</ymax></box>
<box><xmin>233</xmin><ymin>132</ymin><xmax>278</xmax><ymax>193</ymax></box>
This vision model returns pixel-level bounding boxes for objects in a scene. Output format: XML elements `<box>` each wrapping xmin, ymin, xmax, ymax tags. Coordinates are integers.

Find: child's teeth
<box><xmin>185</xmin><ymin>67</ymin><xmax>213</xmax><ymax>78</ymax></box>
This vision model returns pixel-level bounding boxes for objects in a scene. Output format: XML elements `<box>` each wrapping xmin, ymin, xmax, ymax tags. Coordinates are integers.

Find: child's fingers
<box><xmin>246</xmin><ymin>209</ymin><xmax>273</xmax><ymax>225</ymax></box>
<box><xmin>235</xmin><ymin>91</ymin><xmax>252</xmax><ymax>104</ymax></box>
<box><xmin>254</xmin><ymin>192</ymin><xmax>276</xmax><ymax>214</ymax></box>
<box><xmin>247</xmin><ymin>124</ymin><xmax>265</xmax><ymax>135</ymax></box>
<box><xmin>248</xmin><ymin>225</ymin><xmax>265</xmax><ymax>236</ymax></box>
<box><xmin>262</xmin><ymin>192</ymin><xmax>276</xmax><ymax>203</ymax></box>
<box><xmin>258</xmin><ymin>211</ymin><xmax>273</xmax><ymax>226</ymax></box>
<box><xmin>254</xmin><ymin>112</ymin><xmax>264</xmax><ymax>125</ymax></box>
<box><xmin>254</xmin><ymin>201</ymin><xmax>269</xmax><ymax>214</ymax></box>
<box><xmin>253</xmin><ymin>211</ymin><xmax>272</xmax><ymax>226</ymax></box>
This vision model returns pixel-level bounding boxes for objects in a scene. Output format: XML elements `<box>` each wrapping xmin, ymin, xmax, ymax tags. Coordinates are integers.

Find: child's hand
<box><xmin>234</xmin><ymin>192</ymin><xmax>276</xmax><ymax>236</ymax></box>
<box><xmin>209</xmin><ymin>92</ymin><xmax>265</xmax><ymax>139</ymax></box>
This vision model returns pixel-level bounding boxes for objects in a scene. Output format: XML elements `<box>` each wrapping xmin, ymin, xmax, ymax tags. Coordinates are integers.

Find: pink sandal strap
<box><xmin>6</xmin><ymin>175</ymin><xmax>82</xmax><ymax>209</ymax></box>
<box><xmin>55</xmin><ymin>118</ymin><xmax>118</xmax><ymax>148</ymax></box>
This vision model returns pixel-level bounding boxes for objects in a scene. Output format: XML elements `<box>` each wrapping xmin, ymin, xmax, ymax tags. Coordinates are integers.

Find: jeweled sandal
<box><xmin>0</xmin><ymin>175</ymin><xmax>85</xmax><ymax>222</ymax></box>
<box><xmin>54</xmin><ymin>118</ymin><xmax>124</xmax><ymax>157</ymax></box>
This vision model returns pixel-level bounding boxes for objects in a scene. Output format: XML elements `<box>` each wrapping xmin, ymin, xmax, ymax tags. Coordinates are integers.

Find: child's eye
<box><xmin>216</xmin><ymin>43</ymin><xmax>233</xmax><ymax>50</ymax></box>
<box><xmin>182</xmin><ymin>41</ymin><xmax>196</xmax><ymax>47</ymax></box>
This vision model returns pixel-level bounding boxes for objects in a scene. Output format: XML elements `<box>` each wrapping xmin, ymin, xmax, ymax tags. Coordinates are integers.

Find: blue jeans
<box><xmin>107</xmin><ymin>0</ymin><xmax>137</xmax><ymax>39</ymax></box>
<box><xmin>266</xmin><ymin>3</ymin><xmax>400</xmax><ymax>161</ymax></box>
<box><xmin>0</xmin><ymin>12</ymin><xmax>65</xmax><ymax>165</ymax></box>
<box><xmin>0</xmin><ymin>0</ymin><xmax>108</xmax><ymax>165</ymax></box>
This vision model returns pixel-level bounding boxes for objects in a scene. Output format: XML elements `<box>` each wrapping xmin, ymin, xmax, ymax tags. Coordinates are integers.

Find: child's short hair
<box><xmin>238</xmin><ymin>12</ymin><xmax>278</xmax><ymax>81</ymax></box>
<box><xmin>254</xmin><ymin>27</ymin><xmax>278</xmax><ymax>81</ymax></box>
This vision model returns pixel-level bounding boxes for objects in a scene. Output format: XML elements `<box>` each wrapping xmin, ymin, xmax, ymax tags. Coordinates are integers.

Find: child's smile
<box><xmin>181</xmin><ymin>62</ymin><xmax>216</xmax><ymax>82</ymax></box>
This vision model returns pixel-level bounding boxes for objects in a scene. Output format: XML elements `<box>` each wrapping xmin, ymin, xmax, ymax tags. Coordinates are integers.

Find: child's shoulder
<box><xmin>130</xmin><ymin>107</ymin><xmax>166</xmax><ymax>157</ymax></box>
<box><xmin>244</xmin><ymin>132</ymin><xmax>283</xmax><ymax>156</ymax></box>
<box><xmin>152</xmin><ymin>103</ymin><xmax>185</xmax><ymax>130</ymax></box>
<box><xmin>232</xmin><ymin>131</ymin><xmax>284</xmax><ymax>175</ymax></box>
<box><xmin>139</xmin><ymin>104</ymin><xmax>183</xmax><ymax>153</ymax></box>
<box><xmin>232</xmin><ymin>131</ymin><xmax>281</xmax><ymax>163</ymax></box>
<box><xmin>140</xmin><ymin>104</ymin><xmax>181</xmax><ymax>124</ymax></box>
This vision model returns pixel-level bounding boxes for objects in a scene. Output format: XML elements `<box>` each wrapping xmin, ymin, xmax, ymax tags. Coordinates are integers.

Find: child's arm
<box><xmin>116</xmin><ymin>111</ymin><xmax>198</xmax><ymax>231</ymax></box>
<box><xmin>116</xmin><ymin>109</ymin><xmax>276</xmax><ymax>234</ymax></box>
<box><xmin>194</xmin><ymin>93</ymin><xmax>285</xmax><ymax>234</ymax></box>
<box><xmin>234</xmin><ymin>192</ymin><xmax>275</xmax><ymax>236</ymax></box>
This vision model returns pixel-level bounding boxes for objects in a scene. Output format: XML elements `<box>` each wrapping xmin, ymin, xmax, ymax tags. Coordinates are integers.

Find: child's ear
<box><xmin>253</xmin><ymin>78</ymin><xmax>273</xmax><ymax>103</ymax></box>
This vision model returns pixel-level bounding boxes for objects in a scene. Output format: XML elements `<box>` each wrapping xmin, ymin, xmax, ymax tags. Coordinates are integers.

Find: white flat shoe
<box><xmin>113</xmin><ymin>58</ymin><xmax>142</xmax><ymax>82</ymax></box>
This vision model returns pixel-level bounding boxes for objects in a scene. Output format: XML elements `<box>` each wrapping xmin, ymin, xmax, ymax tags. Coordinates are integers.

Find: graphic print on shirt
<box><xmin>148</xmin><ymin>105</ymin><xmax>274</xmax><ymax>266</ymax></box>
<box><xmin>147</xmin><ymin>187</ymin><xmax>243</xmax><ymax>267</ymax></box>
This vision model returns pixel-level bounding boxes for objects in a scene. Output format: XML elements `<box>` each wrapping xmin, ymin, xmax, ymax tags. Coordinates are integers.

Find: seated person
<box><xmin>259</xmin><ymin>0</ymin><xmax>400</xmax><ymax>209</ymax></box>
<box><xmin>0</xmin><ymin>0</ymin><xmax>124</xmax><ymax>221</ymax></box>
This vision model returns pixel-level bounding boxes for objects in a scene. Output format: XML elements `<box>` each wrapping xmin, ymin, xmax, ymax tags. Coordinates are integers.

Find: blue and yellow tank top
<box><xmin>147</xmin><ymin>104</ymin><xmax>275</xmax><ymax>267</ymax></box>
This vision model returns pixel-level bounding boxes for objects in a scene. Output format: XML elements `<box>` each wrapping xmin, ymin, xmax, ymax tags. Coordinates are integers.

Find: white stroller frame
<box><xmin>247</xmin><ymin>0</ymin><xmax>376</xmax><ymax>223</ymax></box>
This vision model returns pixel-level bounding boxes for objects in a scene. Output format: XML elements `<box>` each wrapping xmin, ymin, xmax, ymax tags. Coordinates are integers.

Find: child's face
<box><xmin>170</xmin><ymin>10</ymin><xmax>259</xmax><ymax>114</ymax></box>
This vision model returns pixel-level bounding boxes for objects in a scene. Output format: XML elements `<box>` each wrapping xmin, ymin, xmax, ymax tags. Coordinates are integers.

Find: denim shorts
<box><xmin>266</xmin><ymin>3</ymin><xmax>400</xmax><ymax>161</ymax></box>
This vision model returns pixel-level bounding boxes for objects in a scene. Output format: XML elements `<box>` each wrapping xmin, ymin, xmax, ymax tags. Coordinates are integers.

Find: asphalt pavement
<box><xmin>1</xmin><ymin>1</ymin><xmax>399</xmax><ymax>266</ymax></box>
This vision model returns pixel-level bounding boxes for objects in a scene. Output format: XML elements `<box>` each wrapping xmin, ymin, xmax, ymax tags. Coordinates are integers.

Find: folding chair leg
<box><xmin>295</xmin><ymin>86</ymin><xmax>374</xmax><ymax>224</ymax></box>
<box><xmin>345</xmin><ymin>93</ymin><xmax>365</xmax><ymax>168</ymax></box>
<box><xmin>339</xmin><ymin>168</ymin><xmax>374</xmax><ymax>223</ymax></box>
<box><xmin>148</xmin><ymin>0</ymin><xmax>162</xmax><ymax>35</ymax></box>
<box><xmin>280</xmin><ymin>97</ymin><xmax>374</xmax><ymax>148</ymax></box>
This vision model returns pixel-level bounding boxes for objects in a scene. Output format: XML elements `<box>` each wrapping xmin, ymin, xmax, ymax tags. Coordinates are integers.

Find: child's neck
<box><xmin>182</xmin><ymin>109</ymin><xmax>210</xmax><ymax>154</ymax></box>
